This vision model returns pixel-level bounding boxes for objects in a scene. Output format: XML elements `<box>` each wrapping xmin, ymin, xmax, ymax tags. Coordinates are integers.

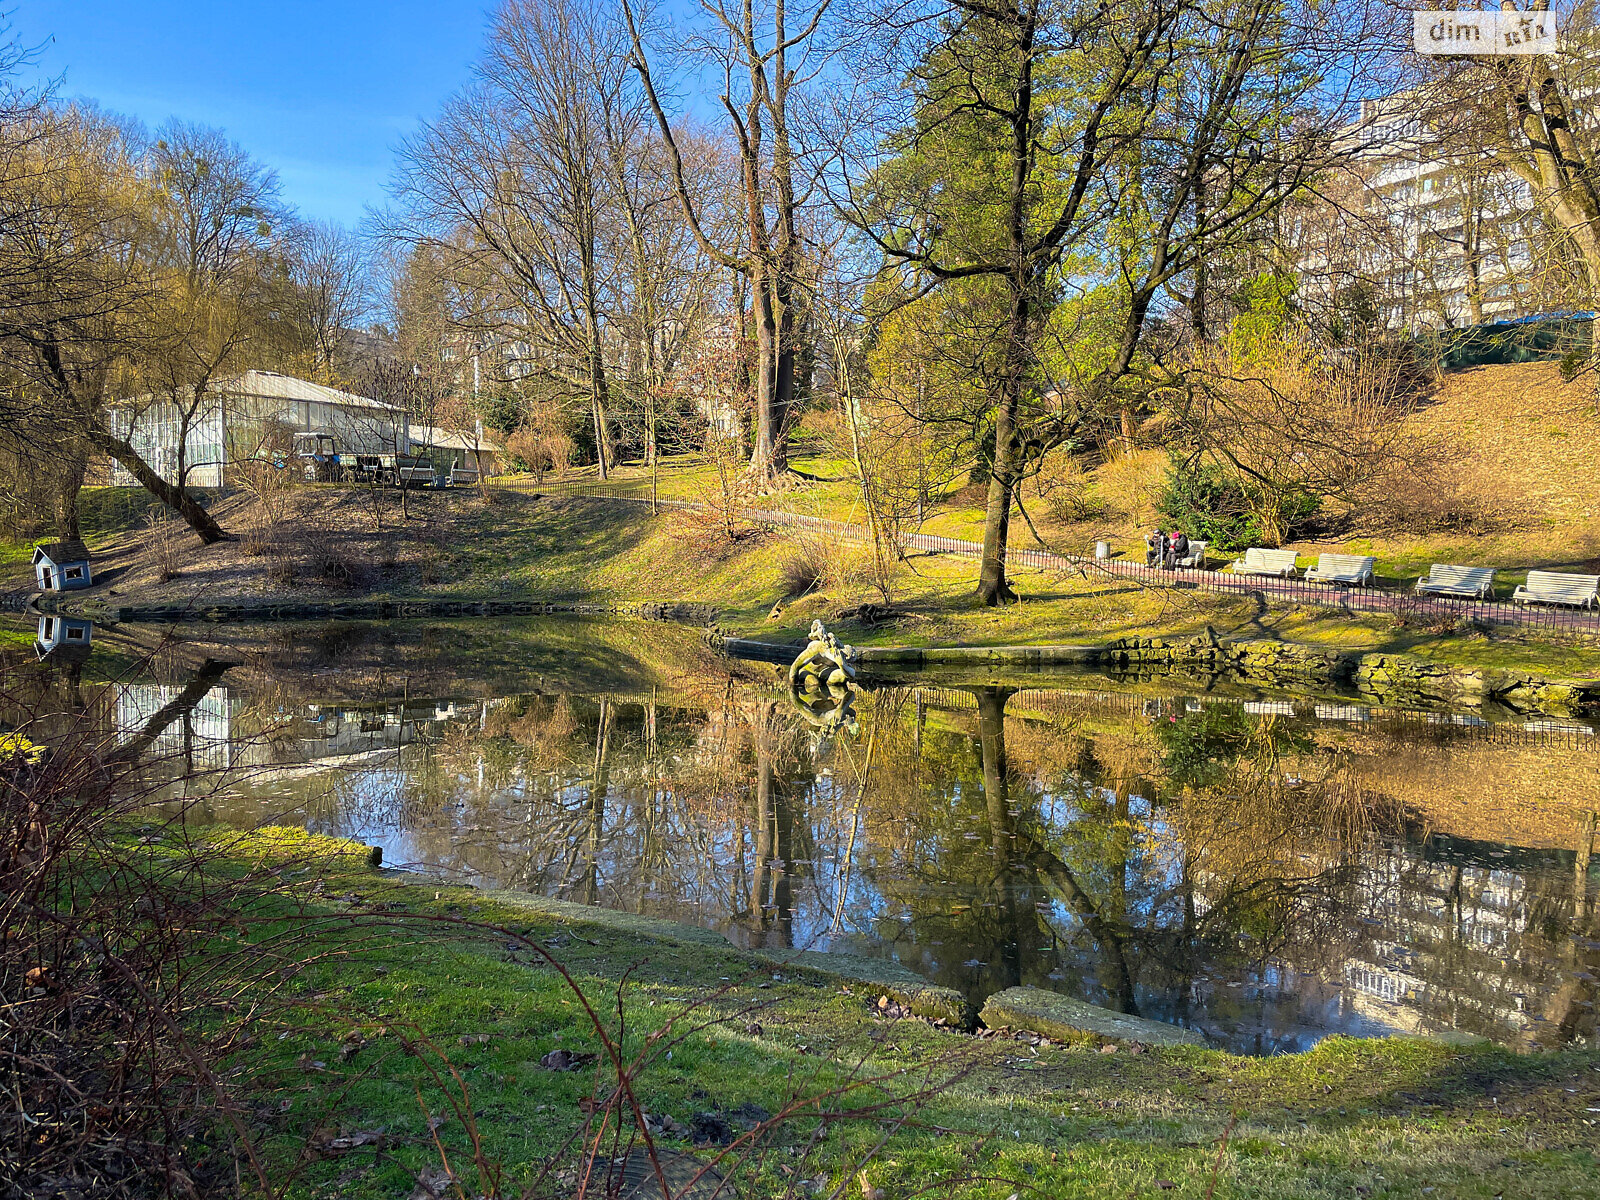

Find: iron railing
<box><xmin>494</xmin><ymin>476</ymin><xmax>1600</xmax><ymax>638</ymax></box>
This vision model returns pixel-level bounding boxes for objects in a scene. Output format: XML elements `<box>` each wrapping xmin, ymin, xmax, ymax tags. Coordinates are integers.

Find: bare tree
<box><xmin>288</xmin><ymin>219</ymin><xmax>369</xmax><ymax>382</ymax></box>
<box><xmin>598</xmin><ymin>83</ymin><xmax>720</xmax><ymax>489</ymax></box>
<box><xmin>623</xmin><ymin>0</ymin><xmax>834</xmax><ymax>484</ymax></box>
<box><xmin>390</xmin><ymin>0</ymin><xmax>628</xmax><ymax>477</ymax></box>
<box><xmin>0</xmin><ymin>105</ymin><xmax>234</xmax><ymax>543</ymax></box>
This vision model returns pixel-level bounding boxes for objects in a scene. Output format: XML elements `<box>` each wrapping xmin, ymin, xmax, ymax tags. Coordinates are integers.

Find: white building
<box><xmin>112</xmin><ymin>371</ymin><xmax>410</xmax><ymax>488</ymax></box>
<box><xmin>1293</xmin><ymin>95</ymin><xmax>1559</xmax><ymax>333</ymax></box>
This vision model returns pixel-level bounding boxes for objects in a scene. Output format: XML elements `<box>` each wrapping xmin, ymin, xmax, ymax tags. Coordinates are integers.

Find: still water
<box><xmin>11</xmin><ymin>616</ymin><xmax>1599</xmax><ymax>1055</ymax></box>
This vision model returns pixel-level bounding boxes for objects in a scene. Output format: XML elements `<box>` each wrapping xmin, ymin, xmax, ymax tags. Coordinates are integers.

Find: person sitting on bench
<box><xmin>1166</xmin><ymin>529</ymin><xmax>1189</xmax><ymax>570</ymax></box>
<box><xmin>1146</xmin><ymin>528</ymin><xmax>1166</xmax><ymax>567</ymax></box>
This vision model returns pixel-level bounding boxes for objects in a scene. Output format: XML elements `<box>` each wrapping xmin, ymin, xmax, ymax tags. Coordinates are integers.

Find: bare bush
<box><xmin>265</xmin><ymin>547</ymin><xmax>296</xmax><ymax>589</ymax></box>
<box><xmin>1031</xmin><ymin>450</ymin><xmax>1103</xmax><ymax>523</ymax></box>
<box><xmin>303</xmin><ymin>531</ymin><xmax>366</xmax><ymax>588</ymax></box>
<box><xmin>145</xmin><ymin>509</ymin><xmax>182</xmax><ymax>581</ymax></box>
<box><xmin>780</xmin><ymin>541</ymin><xmax>826</xmax><ymax>596</ymax></box>
<box><xmin>1094</xmin><ymin>448</ymin><xmax>1167</xmax><ymax>529</ymax></box>
<box><xmin>507</xmin><ymin>405</ymin><xmax>577</xmax><ymax>485</ymax></box>
<box><xmin>229</xmin><ymin>418</ymin><xmax>299</xmax><ymax>557</ymax></box>
<box><xmin>0</xmin><ymin>661</ymin><xmax>305</xmax><ymax>1197</ymax></box>
<box><xmin>1360</xmin><ymin>457</ymin><xmax>1491</xmax><ymax>533</ymax></box>
<box><xmin>1164</xmin><ymin>335</ymin><xmax>1449</xmax><ymax>543</ymax></box>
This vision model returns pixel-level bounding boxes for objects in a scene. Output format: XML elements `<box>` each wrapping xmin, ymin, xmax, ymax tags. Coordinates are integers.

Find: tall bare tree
<box><xmin>288</xmin><ymin>218</ymin><xmax>369</xmax><ymax>383</ymax></box>
<box><xmin>391</xmin><ymin>0</ymin><xmax>629</xmax><ymax>477</ymax></box>
<box><xmin>623</xmin><ymin>0</ymin><xmax>833</xmax><ymax>484</ymax></box>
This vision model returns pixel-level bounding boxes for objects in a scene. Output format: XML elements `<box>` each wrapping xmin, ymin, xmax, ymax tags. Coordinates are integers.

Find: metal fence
<box><xmin>906</xmin><ymin>685</ymin><xmax>1599</xmax><ymax>750</ymax></box>
<box><xmin>495</xmin><ymin>477</ymin><xmax>1600</xmax><ymax>638</ymax></box>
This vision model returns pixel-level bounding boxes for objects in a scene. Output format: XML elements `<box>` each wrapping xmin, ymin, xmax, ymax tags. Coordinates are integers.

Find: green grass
<box><xmin>434</xmin><ymin>494</ymin><xmax>1599</xmax><ymax>682</ymax></box>
<box><xmin>24</xmin><ymin>461</ymin><xmax>1597</xmax><ymax>685</ymax></box>
<box><xmin>182</xmin><ymin>827</ymin><xmax>1600</xmax><ymax>1199</ymax></box>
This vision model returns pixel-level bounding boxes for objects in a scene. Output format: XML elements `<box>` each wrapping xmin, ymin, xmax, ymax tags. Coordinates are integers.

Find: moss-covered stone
<box><xmin>979</xmin><ymin>986</ymin><xmax>1206</xmax><ymax>1047</ymax></box>
<box><xmin>747</xmin><ymin>948</ymin><xmax>972</xmax><ymax>1026</ymax></box>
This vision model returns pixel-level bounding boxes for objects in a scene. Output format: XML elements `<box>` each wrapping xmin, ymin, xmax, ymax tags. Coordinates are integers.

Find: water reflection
<box><xmin>6</xmin><ymin>618</ymin><xmax>1596</xmax><ymax>1054</ymax></box>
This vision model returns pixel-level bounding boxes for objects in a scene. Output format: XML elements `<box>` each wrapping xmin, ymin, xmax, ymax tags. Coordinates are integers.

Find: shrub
<box><xmin>1031</xmin><ymin>452</ymin><xmax>1103</xmax><ymax>522</ymax></box>
<box><xmin>304</xmin><ymin>533</ymin><xmax>364</xmax><ymax>587</ymax></box>
<box><xmin>145</xmin><ymin>510</ymin><xmax>183</xmax><ymax>581</ymax></box>
<box><xmin>779</xmin><ymin>544</ymin><xmax>825</xmax><ymax>596</ymax></box>
<box><xmin>1092</xmin><ymin>448</ymin><xmax>1167</xmax><ymax>528</ymax></box>
<box><xmin>1158</xmin><ymin>455</ymin><xmax>1317</xmax><ymax>550</ymax></box>
<box><xmin>0</xmin><ymin>669</ymin><xmax>320</xmax><ymax>1197</ymax></box>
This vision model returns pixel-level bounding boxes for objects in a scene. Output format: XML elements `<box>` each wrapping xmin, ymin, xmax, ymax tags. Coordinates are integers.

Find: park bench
<box><xmin>1415</xmin><ymin>564</ymin><xmax>1497</xmax><ymax>600</ymax></box>
<box><xmin>1304</xmin><ymin>553</ymin><xmax>1376</xmax><ymax>586</ymax></box>
<box><xmin>1227</xmin><ymin>547</ymin><xmax>1299</xmax><ymax>578</ymax></box>
<box><xmin>1512</xmin><ymin>570</ymin><xmax>1600</xmax><ymax>609</ymax></box>
<box><xmin>1175</xmin><ymin>539</ymin><xmax>1208</xmax><ymax>568</ymax></box>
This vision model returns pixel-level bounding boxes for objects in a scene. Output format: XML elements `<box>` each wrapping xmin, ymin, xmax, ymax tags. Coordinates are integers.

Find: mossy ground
<box><xmin>196</xmin><ymin>828</ymin><xmax>1600</xmax><ymax>1200</ymax></box>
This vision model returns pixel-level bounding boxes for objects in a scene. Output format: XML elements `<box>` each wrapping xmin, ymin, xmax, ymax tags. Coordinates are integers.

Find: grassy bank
<box><xmin>158</xmin><ymin>827</ymin><xmax>1600</xmax><ymax>1199</ymax></box>
<box><xmin>15</xmin><ymin>483</ymin><xmax>1600</xmax><ymax>684</ymax></box>
<box><xmin>10</xmin><ymin>361</ymin><xmax>1600</xmax><ymax>685</ymax></box>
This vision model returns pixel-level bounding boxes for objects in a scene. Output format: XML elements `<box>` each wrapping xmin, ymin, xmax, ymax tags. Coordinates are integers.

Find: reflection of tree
<box><xmin>182</xmin><ymin>669</ymin><xmax>1599</xmax><ymax>1050</ymax></box>
<box><xmin>1154</xmin><ymin>706</ymin><xmax>1311</xmax><ymax>792</ymax></box>
<box><xmin>975</xmin><ymin>688</ymin><xmax>1138</xmax><ymax>1014</ymax></box>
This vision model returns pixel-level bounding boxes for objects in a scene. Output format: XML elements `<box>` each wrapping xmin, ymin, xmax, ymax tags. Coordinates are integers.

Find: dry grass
<box><xmin>14</xmin><ymin>487</ymin><xmax>520</xmax><ymax>605</ymax></box>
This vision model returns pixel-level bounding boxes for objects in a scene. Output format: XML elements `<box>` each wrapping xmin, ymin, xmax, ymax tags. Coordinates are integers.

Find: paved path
<box><xmin>497</xmin><ymin>479</ymin><xmax>1600</xmax><ymax>637</ymax></box>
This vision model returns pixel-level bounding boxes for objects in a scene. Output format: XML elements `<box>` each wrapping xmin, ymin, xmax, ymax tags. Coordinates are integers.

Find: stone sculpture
<box><xmin>788</xmin><ymin>620</ymin><xmax>857</xmax><ymax>694</ymax></box>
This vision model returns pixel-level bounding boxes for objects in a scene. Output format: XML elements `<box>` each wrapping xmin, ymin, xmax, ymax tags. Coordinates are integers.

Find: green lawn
<box><xmin>187</xmin><ymin>828</ymin><xmax>1600</xmax><ymax>1199</ymax></box>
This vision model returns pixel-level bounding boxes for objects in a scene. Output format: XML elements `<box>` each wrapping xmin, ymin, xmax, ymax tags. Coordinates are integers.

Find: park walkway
<box><xmin>496</xmin><ymin>477</ymin><xmax>1600</xmax><ymax>638</ymax></box>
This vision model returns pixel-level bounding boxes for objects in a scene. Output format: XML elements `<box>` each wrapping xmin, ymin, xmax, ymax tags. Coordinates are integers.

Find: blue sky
<box><xmin>9</xmin><ymin>2</ymin><xmax>496</xmax><ymax>226</ymax></box>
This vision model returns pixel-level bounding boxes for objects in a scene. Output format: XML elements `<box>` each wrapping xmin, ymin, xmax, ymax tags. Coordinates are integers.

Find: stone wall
<box><xmin>1103</xmin><ymin>633</ymin><xmax>1600</xmax><ymax>717</ymax></box>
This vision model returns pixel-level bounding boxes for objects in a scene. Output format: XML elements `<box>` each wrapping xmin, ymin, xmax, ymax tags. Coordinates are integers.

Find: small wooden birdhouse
<box><xmin>32</xmin><ymin>540</ymin><xmax>93</xmax><ymax>592</ymax></box>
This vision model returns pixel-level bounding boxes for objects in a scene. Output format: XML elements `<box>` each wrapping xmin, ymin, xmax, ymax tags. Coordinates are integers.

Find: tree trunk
<box><xmin>749</xmin><ymin>268</ymin><xmax>789</xmax><ymax>480</ymax></box>
<box><xmin>54</xmin><ymin>446</ymin><xmax>87</xmax><ymax>541</ymax></box>
<box><xmin>976</xmin><ymin>391</ymin><xmax>1020</xmax><ymax>605</ymax></box>
<box><xmin>591</xmin><ymin>390</ymin><xmax>610</xmax><ymax>480</ymax></box>
<box><xmin>976</xmin><ymin>17</ymin><xmax>1035</xmax><ymax>607</ymax></box>
<box><xmin>87</xmin><ymin>423</ymin><xmax>228</xmax><ymax>544</ymax></box>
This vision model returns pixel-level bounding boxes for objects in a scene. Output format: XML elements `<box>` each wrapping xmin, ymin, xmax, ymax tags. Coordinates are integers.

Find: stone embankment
<box><xmin>717</xmin><ymin>629</ymin><xmax>1598</xmax><ymax>717</ymax></box>
<box><xmin>34</xmin><ymin>593</ymin><xmax>721</xmax><ymax>627</ymax></box>
<box><xmin>1103</xmin><ymin>631</ymin><xmax>1600</xmax><ymax>716</ymax></box>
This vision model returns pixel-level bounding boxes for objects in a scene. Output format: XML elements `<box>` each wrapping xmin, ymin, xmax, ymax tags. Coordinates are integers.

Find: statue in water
<box><xmin>788</xmin><ymin>620</ymin><xmax>857</xmax><ymax>693</ymax></box>
<box><xmin>787</xmin><ymin>621</ymin><xmax>860</xmax><ymax>735</ymax></box>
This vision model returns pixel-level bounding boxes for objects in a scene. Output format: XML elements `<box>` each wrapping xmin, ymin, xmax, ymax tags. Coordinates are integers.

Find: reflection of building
<box><xmin>110</xmin><ymin>370</ymin><xmax>410</xmax><ymax>488</ymax></box>
<box><xmin>115</xmin><ymin>683</ymin><xmax>236</xmax><ymax>770</ymax></box>
<box><xmin>111</xmin><ymin>687</ymin><xmax>489</xmax><ymax>779</ymax></box>
<box><xmin>1326</xmin><ymin>839</ymin><xmax>1553</xmax><ymax>1042</ymax></box>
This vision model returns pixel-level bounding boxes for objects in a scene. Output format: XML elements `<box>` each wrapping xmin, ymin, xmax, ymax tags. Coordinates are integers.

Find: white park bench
<box><xmin>1415</xmin><ymin>564</ymin><xmax>1497</xmax><ymax>600</ymax></box>
<box><xmin>1304</xmin><ymin>553</ymin><xmax>1376</xmax><ymax>586</ymax></box>
<box><xmin>1512</xmin><ymin>570</ymin><xmax>1600</xmax><ymax>609</ymax></box>
<box><xmin>1175</xmin><ymin>539</ymin><xmax>1208</xmax><ymax>568</ymax></box>
<box><xmin>1227</xmin><ymin>547</ymin><xmax>1299</xmax><ymax>578</ymax></box>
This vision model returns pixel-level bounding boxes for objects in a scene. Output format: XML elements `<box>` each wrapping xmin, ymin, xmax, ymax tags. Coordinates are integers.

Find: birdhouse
<box><xmin>32</xmin><ymin>540</ymin><xmax>93</xmax><ymax>592</ymax></box>
<box><xmin>34</xmin><ymin>614</ymin><xmax>93</xmax><ymax>661</ymax></box>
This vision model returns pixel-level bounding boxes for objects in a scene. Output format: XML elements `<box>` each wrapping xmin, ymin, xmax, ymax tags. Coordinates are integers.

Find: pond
<box><xmin>7</xmin><ymin>615</ymin><xmax>1598</xmax><ymax>1055</ymax></box>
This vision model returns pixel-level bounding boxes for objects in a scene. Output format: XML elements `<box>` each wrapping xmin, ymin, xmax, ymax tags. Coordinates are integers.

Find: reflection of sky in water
<box><xmin>147</xmin><ymin>681</ymin><xmax>1599</xmax><ymax>1058</ymax></box>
